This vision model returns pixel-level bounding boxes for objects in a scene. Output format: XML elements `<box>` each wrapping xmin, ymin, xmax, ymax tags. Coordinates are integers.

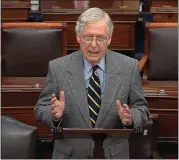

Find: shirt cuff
<box><xmin>52</xmin><ymin>117</ymin><xmax>62</xmax><ymax>128</ymax></box>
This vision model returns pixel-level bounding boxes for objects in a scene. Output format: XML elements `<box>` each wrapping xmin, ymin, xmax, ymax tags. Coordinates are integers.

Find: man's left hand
<box><xmin>116</xmin><ymin>100</ymin><xmax>133</xmax><ymax>126</ymax></box>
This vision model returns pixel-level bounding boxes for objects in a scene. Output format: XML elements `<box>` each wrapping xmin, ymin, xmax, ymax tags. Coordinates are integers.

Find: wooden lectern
<box><xmin>53</xmin><ymin>128</ymin><xmax>133</xmax><ymax>159</ymax></box>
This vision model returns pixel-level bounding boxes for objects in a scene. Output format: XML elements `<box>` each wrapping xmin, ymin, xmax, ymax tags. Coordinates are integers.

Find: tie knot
<box><xmin>92</xmin><ymin>65</ymin><xmax>98</xmax><ymax>72</ymax></box>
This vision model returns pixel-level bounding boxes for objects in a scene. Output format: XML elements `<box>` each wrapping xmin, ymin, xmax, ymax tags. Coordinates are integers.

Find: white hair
<box><xmin>75</xmin><ymin>7</ymin><xmax>114</xmax><ymax>35</ymax></box>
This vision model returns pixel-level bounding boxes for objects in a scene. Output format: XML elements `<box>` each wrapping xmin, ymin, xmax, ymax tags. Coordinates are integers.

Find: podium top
<box><xmin>54</xmin><ymin>127</ymin><xmax>133</xmax><ymax>133</ymax></box>
<box><xmin>53</xmin><ymin>128</ymin><xmax>134</xmax><ymax>139</ymax></box>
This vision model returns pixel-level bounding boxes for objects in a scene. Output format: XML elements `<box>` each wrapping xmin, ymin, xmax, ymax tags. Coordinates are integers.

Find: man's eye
<box><xmin>97</xmin><ymin>37</ymin><xmax>106</xmax><ymax>41</ymax></box>
<box><xmin>86</xmin><ymin>36</ymin><xmax>92</xmax><ymax>39</ymax></box>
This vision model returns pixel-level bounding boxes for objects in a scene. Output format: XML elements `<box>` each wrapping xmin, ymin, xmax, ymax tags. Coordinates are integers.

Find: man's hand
<box><xmin>51</xmin><ymin>91</ymin><xmax>65</xmax><ymax>120</ymax></box>
<box><xmin>116</xmin><ymin>100</ymin><xmax>133</xmax><ymax>126</ymax></box>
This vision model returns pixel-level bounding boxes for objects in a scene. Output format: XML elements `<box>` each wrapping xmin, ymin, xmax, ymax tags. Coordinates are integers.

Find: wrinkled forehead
<box><xmin>81</xmin><ymin>20</ymin><xmax>109</xmax><ymax>36</ymax></box>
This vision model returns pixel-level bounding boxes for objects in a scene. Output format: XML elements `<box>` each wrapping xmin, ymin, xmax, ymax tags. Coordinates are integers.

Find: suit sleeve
<box><xmin>34</xmin><ymin>61</ymin><xmax>61</xmax><ymax>128</ymax></box>
<box><xmin>129</xmin><ymin>60</ymin><xmax>150</xmax><ymax>128</ymax></box>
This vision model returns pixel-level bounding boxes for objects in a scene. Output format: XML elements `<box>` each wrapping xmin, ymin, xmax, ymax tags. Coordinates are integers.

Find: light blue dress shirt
<box><xmin>83</xmin><ymin>56</ymin><xmax>106</xmax><ymax>97</ymax></box>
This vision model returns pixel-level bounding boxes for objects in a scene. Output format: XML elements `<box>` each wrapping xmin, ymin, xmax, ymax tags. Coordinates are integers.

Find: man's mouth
<box><xmin>88</xmin><ymin>51</ymin><xmax>98</xmax><ymax>54</ymax></box>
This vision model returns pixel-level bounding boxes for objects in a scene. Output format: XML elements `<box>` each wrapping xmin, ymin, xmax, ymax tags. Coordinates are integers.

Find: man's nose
<box><xmin>91</xmin><ymin>37</ymin><xmax>97</xmax><ymax>47</ymax></box>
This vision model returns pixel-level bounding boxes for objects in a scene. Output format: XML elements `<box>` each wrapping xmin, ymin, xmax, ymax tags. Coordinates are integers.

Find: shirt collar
<box><xmin>83</xmin><ymin>56</ymin><xmax>105</xmax><ymax>73</ymax></box>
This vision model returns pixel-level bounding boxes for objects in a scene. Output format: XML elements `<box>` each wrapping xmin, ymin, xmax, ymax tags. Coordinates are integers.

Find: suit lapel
<box><xmin>95</xmin><ymin>51</ymin><xmax>123</xmax><ymax>128</ymax></box>
<box><xmin>66</xmin><ymin>51</ymin><xmax>92</xmax><ymax>128</ymax></box>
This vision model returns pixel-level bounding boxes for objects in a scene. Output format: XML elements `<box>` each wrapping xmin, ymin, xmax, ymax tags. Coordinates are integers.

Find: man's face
<box><xmin>76</xmin><ymin>19</ymin><xmax>112</xmax><ymax>65</ymax></box>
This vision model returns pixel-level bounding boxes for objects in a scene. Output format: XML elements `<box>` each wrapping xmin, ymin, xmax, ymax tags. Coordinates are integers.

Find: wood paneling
<box><xmin>150</xmin><ymin>0</ymin><xmax>178</xmax><ymax>22</ymax></box>
<box><xmin>1</xmin><ymin>87</ymin><xmax>51</xmax><ymax>139</ymax></box>
<box><xmin>151</xmin><ymin>0</ymin><xmax>177</xmax><ymax>7</ymax></box>
<box><xmin>43</xmin><ymin>21</ymin><xmax>135</xmax><ymax>50</ymax></box>
<box><xmin>41</xmin><ymin>0</ymin><xmax>139</xmax><ymax>51</ymax></box>
<box><xmin>144</xmin><ymin>85</ymin><xmax>178</xmax><ymax>154</ymax></box>
<box><xmin>2</xmin><ymin>0</ymin><xmax>31</xmax><ymax>22</ymax></box>
<box><xmin>43</xmin><ymin>19</ymin><xmax>136</xmax><ymax>51</ymax></box>
<box><xmin>152</xmin><ymin>13</ymin><xmax>178</xmax><ymax>22</ymax></box>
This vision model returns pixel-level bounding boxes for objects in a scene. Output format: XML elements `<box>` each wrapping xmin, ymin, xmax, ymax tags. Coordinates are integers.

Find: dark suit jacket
<box><xmin>35</xmin><ymin>50</ymin><xmax>149</xmax><ymax>159</ymax></box>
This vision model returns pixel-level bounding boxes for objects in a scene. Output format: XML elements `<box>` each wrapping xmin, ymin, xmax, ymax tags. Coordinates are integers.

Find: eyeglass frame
<box><xmin>81</xmin><ymin>34</ymin><xmax>109</xmax><ymax>44</ymax></box>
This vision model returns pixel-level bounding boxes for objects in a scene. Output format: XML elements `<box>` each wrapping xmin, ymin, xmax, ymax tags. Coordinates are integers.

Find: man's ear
<box><xmin>107</xmin><ymin>36</ymin><xmax>112</xmax><ymax>45</ymax></box>
<box><xmin>76</xmin><ymin>35</ymin><xmax>80</xmax><ymax>44</ymax></box>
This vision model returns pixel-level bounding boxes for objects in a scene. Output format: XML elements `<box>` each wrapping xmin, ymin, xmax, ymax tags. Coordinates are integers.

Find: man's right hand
<box><xmin>51</xmin><ymin>91</ymin><xmax>65</xmax><ymax>120</ymax></box>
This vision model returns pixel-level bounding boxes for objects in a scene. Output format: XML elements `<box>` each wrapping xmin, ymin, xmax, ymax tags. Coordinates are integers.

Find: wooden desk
<box><xmin>2</xmin><ymin>0</ymin><xmax>31</xmax><ymax>22</ymax></box>
<box><xmin>1</xmin><ymin>82</ymin><xmax>178</xmax><ymax>158</ymax></box>
<box><xmin>143</xmin><ymin>81</ymin><xmax>178</xmax><ymax>158</ymax></box>
<box><xmin>1</xmin><ymin>84</ymin><xmax>52</xmax><ymax>140</ymax></box>
<box><xmin>2</xmin><ymin>82</ymin><xmax>178</xmax><ymax>141</ymax></box>
<box><xmin>150</xmin><ymin>0</ymin><xmax>178</xmax><ymax>22</ymax></box>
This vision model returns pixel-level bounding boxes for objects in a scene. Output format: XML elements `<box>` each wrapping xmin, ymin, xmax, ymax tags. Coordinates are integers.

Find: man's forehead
<box><xmin>85</xmin><ymin>19</ymin><xmax>107</xmax><ymax>28</ymax></box>
<box><xmin>81</xmin><ymin>21</ymin><xmax>108</xmax><ymax>35</ymax></box>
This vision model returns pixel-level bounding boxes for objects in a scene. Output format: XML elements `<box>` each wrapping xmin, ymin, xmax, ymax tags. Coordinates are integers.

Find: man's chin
<box><xmin>88</xmin><ymin>57</ymin><xmax>100</xmax><ymax>65</ymax></box>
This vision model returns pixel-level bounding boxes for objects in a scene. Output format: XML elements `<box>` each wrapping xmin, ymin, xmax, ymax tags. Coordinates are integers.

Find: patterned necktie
<box><xmin>88</xmin><ymin>65</ymin><xmax>101</xmax><ymax>127</ymax></box>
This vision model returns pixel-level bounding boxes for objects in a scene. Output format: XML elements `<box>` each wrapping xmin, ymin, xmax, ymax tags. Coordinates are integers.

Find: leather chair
<box><xmin>1</xmin><ymin>22</ymin><xmax>68</xmax><ymax>158</ymax></box>
<box><xmin>2</xmin><ymin>22</ymin><xmax>67</xmax><ymax>77</ymax></box>
<box><xmin>1</xmin><ymin>116</ymin><xmax>37</xmax><ymax>159</ymax></box>
<box><xmin>138</xmin><ymin>22</ymin><xmax>178</xmax><ymax>84</ymax></box>
<box><xmin>129</xmin><ymin>114</ymin><xmax>160</xmax><ymax>159</ymax></box>
<box><xmin>138</xmin><ymin>23</ymin><xmax>178</xmax><ymax>158</ymax></box>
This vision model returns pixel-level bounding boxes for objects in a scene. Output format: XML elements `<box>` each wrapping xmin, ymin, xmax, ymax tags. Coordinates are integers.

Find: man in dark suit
<box><xmin>35</xmin><ymin>7</ymin><xmax>149</xmax><ymax>159</ymax></box>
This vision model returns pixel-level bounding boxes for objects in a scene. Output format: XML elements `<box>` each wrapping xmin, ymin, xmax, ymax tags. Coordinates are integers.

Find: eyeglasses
<box><xmin>81</xmin><ymin>34</ymin><xmax>108</xmax><ymax>44</ymax></box>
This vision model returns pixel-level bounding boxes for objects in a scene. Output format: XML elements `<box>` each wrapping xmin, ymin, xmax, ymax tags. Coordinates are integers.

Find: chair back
<box><xmin>2</xmin><ymin>22</ymin><xmax>67</xmax><ymax>77</ymax></box>
<box><xmin>1</xmin><ymin>116</ymin><xmax>37</xmax><ymax>159</ymax></box>
<box><xmin>144</xmin><ymin>23</ymin><xmax>178</xmax><ymax>81</ymax></box>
